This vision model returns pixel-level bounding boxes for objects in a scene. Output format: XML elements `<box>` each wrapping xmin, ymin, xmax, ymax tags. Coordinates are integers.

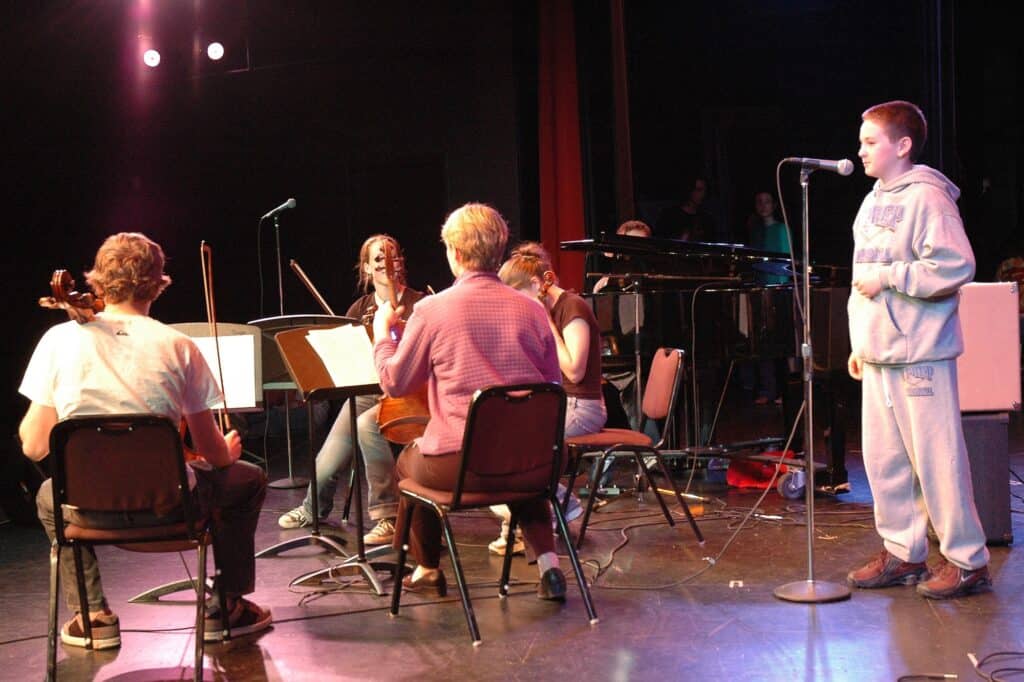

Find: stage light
<box><xmin>143</xmin><ymin>49</ymin><xmax>161</xmax><ymax>67</ymax></box>
<box><xmin>206</xmin><ymin>42</ymin><xmax>224</xmax><ymax>61</ymax></box>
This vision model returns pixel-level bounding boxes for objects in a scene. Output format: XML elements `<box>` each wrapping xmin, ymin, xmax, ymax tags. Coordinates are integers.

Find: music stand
<box><xmin>256</xmin><ymin>323</ymin><xmax>396</xmax><ymax>595</ymax></box>
<box><xmin>249</xmin><ymin>314</ymin><xmax>353</xmax><ymax>488</ymax></box>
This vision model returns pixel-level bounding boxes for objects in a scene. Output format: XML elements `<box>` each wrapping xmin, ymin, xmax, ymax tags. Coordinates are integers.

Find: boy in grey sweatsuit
<box><xmin>846</xmin><ymin>100</ymin><xmax>991</xmax><ymax>599</ymax></box>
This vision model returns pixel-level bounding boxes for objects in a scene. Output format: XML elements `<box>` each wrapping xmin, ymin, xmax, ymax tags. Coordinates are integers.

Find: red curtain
<box><xmin>537</xmin><ymin>0</ymin><xmax>585</xmax><ymax>292</ymax></box>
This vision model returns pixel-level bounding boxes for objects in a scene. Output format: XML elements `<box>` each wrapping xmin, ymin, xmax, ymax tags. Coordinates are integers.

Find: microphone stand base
<box><xmin>773</xmin><ymin>579</ymin><xmax>851</xmax><ymax>603</ymax></box>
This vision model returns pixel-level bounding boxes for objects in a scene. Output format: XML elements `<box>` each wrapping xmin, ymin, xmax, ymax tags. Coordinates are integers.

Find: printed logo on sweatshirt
<box><xmin>902</xmin><ymin>364</ymin><xmax>934</xmax><ymax>397</ymax></box>
<box><xmin>854</xmin><ymin>246</ymin><xmax>891</xmax><ymax>264</ymax></box>
<box><xmin>870</xmin><ymin>205</ymin><xmax>905</xmax><ymax>229</ymax></box>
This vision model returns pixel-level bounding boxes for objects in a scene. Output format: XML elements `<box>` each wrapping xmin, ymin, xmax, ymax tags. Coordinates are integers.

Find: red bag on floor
<box><xmin>726</xmin><ymin>450</ymin><xmax>795</xmax><ymax>489</ymax></box>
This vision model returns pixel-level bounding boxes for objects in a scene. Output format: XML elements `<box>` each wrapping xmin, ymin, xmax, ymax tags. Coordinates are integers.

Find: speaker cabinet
<box><xmin>963</xmin><ymin>412</ymin><xmax>1013</xmax><ymax>545</ymax></box>
<box><xmin>957</xmin><ymin>282</ymin><xmax>1021</xmax><ymax>412</ymax></box>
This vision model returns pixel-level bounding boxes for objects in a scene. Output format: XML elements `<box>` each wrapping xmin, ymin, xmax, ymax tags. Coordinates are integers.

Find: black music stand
<box><xmin>256</xmin><ymin>323</ymin><xmax>396</xmax><ymax>595</ymax></box>
<box><xmin>249</xmin><ymin>314</ymin><xmax>353</xmax><ymax>489</ymax></box>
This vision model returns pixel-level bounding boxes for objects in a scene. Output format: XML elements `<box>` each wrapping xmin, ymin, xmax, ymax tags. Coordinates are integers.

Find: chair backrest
<box><xmin>640</xmin><ymin>348</ymin><xmax>685</xmax><ymax>444</ymax></box>
<box><xmin>451</xmin><ymin>383</ymin><xmax>566</xmax><ymax>510</ymax></box>
<box><xmin>49</xmin><ymin>414</ymin><xmax>196</xmax><ymax>541</ymax></box>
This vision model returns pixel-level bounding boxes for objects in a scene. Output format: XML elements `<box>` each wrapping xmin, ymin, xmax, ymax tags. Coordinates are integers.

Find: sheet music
<box><xmin>306</xmin><ymin>325</ymin><xmax>380</xmax><ymax>388</ymax></box>
<box><xmin>192</xmin><ymin>335</ymin><xmax>258</xmax><ymax>410</ymax></box>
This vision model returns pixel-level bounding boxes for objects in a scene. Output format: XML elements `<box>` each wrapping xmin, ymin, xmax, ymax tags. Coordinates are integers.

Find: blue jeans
<box><xmin>565</xmin><ymin>396</ymin><xmax>607</xmax><ymax>438</ymax></box>
<box><xmin>302</xmin><ymin>395</ymin><xmax>398</xmax><ymax>522</ymax></box>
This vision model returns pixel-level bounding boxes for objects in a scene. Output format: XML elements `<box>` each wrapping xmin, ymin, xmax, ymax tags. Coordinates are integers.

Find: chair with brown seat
<box><xmin>389</xmin><ymin>383</ymin><xmax>598</xmax><ymax>645</ymax></box>
<box><xmin>46</xmin><ymin>414</ymin><xmax>227</xmax><ymax>682</ymax></box>
<box><xmin>564</xmin><ymin>347</ymin><xmax>705</xmax><ymax>548</ymax></box>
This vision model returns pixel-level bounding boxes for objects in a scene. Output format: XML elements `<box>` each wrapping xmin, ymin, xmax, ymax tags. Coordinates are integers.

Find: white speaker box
<box><xmin>957</xmin><ymin>282</ymin><xmax>1021</xmax><ymax>412</ymax></box>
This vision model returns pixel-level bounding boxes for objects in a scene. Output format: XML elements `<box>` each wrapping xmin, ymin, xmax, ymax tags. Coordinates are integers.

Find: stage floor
<box><xmin>2</xmin><ymin>403</ymin><xmax>1022</xmax><ymax>681</ymax></box>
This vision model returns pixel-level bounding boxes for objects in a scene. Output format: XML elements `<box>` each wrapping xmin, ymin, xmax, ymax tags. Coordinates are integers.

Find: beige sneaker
<box><xmin>363</xmin><ymin>518</ymin><xmax>396</xmax><ymax>545</ymax></box>
<box><xmin>60</xmin><ymin>609</ymin><xmax>120</xmax><ymax>649</ymax></box>
<box><xmin>488</xmin><ymin>521</ymin><xmax>525</xmax><ymax>556</ymax></box>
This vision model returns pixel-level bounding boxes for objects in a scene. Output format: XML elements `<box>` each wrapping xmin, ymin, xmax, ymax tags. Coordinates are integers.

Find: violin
<box><xmin>375</xmin><ymin>240</ymin><xmax>431</xmax><ymax>445</ymax></box>
<box><xmin>38</xmin><ymin>270</ymin><xmax>104</xmax><ymax>324</ymax></box>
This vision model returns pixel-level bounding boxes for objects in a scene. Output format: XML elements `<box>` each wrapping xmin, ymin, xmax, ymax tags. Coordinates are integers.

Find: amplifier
<box><xmin>957</xmin><ymin>282</ymin><xmax>1021</xmax><ymax>412</ymax></box>
<box><xmin>963</xmin><ymin>412</ymin><xmax>1013</xmax><ymax>545</ymax></box>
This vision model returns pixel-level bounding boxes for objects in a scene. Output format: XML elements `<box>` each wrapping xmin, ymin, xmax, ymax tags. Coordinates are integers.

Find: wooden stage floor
<box><xmin>2</xmin><ymin>405</ymin><xmax>1022</xmax><ymax>681</ymax></box>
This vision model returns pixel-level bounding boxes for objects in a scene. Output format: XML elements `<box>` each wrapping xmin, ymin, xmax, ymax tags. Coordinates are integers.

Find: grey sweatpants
<box><xmin>860</xmin><ymin>359</ymin><xmax>989</xmax><ymax>569</ymax></box>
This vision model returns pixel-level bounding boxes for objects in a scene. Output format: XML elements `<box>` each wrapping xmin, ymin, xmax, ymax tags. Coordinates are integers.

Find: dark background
<box><xmin>0</xmin><ymin>1</ymin><xmax>1018</xmax><ymax>455</ymax></box>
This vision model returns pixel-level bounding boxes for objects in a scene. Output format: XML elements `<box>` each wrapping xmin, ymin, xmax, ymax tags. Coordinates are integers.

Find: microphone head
<box><xmin>837</xmin><ymin>159</ymin><xmax>854</xmax><ymax>176</ymax></box>
<box><xmin>285</xmin><ymin>198</ymin><xmax>297</xmax><ymax>209</ymax></box>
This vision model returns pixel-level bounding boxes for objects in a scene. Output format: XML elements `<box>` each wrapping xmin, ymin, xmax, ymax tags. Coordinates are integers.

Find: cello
<box><xmin>38</xmin><ymin>270</ymin><xmax>104</xmax><ymax>323</ymax></box>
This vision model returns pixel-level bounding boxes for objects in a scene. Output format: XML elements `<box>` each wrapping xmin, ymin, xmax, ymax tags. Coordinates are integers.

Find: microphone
<box><xmin>784</xmin><ymin>157</ymin><xmax>854</xmax><ymax>176</ymax></box>
<box><xmin>260</xmin><ymin>198</ymin><xmax>297</xmax><ymax>220</ymax></box>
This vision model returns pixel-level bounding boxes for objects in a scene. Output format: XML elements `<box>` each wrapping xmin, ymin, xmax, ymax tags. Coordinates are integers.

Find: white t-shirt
<box><xmin>20</xmin><ymin>312</ymin><xmax>222</xmax><ymax>423</ymax></box>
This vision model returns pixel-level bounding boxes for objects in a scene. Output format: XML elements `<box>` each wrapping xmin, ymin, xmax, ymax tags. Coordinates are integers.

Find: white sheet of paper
<box><xmin>192</xmin><ymin>335</ymin><xmax>258</xmax><ymax>410</ymax></box>
<box><xmin>306</xmin><ymin>325</ymin><xmax>379</xmax><ymax>388</ymax></box>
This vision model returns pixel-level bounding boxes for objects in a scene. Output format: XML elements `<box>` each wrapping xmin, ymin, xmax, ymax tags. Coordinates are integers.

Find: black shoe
<box><xmin>538</xmin><ymin>567</ymin><xmax>567</xmax><ymax>602</ymax></box>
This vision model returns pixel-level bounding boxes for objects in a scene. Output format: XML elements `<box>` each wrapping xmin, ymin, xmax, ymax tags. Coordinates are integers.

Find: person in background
<box><xmin>655</xmin><ymin>174</ymin><xmax>717</xmax><ymax>241</ymax></box>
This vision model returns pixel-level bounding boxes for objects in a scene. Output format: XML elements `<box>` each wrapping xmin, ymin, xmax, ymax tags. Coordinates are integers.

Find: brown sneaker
<box><xmin>916</xmin><ymin>560</ymin><xmax>992</xmax><ymax>599</ymax></box>
<box><xmin>847</xmin><ymin>550</ymin><xmax>930</xmax><ymax>588</ymax></box>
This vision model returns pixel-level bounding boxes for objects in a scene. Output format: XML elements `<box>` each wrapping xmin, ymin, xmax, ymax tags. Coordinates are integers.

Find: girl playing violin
<box><xmin>492</xmin><ymin>241</ymin><xmax>607</xmax><ymax>554</ymax></box>
<box><xmin>277</xmin><ymin>234</ymin><xmax>425</xmax><ymax>546</ymax></box>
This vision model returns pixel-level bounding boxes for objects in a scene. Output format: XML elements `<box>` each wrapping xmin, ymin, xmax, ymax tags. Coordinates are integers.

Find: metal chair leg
<box><xmin>653</xmin><ymin>453</ymin><xmax>704</xmax><ymax>544</ymax></box>
<box><xmin>576</xmin><ymin>451</ymin><xmax>613</xmax><ymax>549</ymax></box>
<box><xmin>439</xmin><ymin>509</ymin><xmax>481</xmax><ymax>646</ymax></box>
<box><xmin>634</xmin><ymin>452</ymin><xmax>676</xmax><ymax>526</ymax></box>
<box><xmin>498</xmin><ymin>513</ymin><xmax>519</xmax><ymax>597</ymax></box>
<box><xmin>194</xmin><ymin>543</ymin><xmax>207</xmax><ymax>682</ymax></box>
<box><xmin>389</xmin><ymin>503</ymin><xmax>415</xmax><ymax>616</ymax></box>
<box><xmin>47</xmin><ymin>541</ymin><xmax>59</xmax><ymax>681</ymax></box>
<box><xmin>552</xmin><ymin>494</ymin><xmax>599</xmax><ymax>624</ymax></box>
<box><xmin>72</xmin><ymin>544</ymin><xmax>92</xmax><ymax>649</ymax></box>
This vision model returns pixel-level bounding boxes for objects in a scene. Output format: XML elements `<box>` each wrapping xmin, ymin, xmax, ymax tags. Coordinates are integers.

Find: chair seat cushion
<box><xmin>398</xmin><ymin>479</ymin><xmax>542</xmax><ymax>508</ymax></box>
<box><xmin>65</xmin><ymin>519</ymin><xmax>208</xmax><ymax>550</ymax></box>
<box><xmin>567</xmin><ymin>428</ymin><xmax>652</xmax><ymax>449</ymax></box>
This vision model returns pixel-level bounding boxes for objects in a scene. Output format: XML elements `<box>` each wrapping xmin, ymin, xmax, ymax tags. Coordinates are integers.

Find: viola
<box><xmin>38</xmin><ymin>270</ymin><xmax>104</xmax><ymax>324</ymax></box>
<box><xmin>375</xmin><ymin>240</ymin><xmax>431</xmax><ymax>445</ymax></box>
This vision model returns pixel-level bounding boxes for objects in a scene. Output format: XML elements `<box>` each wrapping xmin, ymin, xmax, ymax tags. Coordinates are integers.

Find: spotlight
<box><xmin>206</xmin><ymin>42</ymin><xmax>224</xmax><ymax>61</ymax></box>
<box><xmin>142</xmin><ymin>49</ymin><xmax>161</xmax><ymax>67</ymax></box>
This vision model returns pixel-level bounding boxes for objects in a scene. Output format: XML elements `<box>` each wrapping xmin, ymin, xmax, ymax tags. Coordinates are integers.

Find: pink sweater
<box><xmin>374</xmin><ymin>271</ymin><xmax>561</xmax><ymax>454</ymax></box>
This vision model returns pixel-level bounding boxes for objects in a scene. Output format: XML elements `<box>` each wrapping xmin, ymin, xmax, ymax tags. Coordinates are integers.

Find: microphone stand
<box><xmin>267</xmin><ymin>212</ymin><xmax>308</xmax><ymax>490</ymax></box>
<box><xmin>773</xmin><ymin>167</ymin><xmax>851</xmax><ymax>603</ymax></box>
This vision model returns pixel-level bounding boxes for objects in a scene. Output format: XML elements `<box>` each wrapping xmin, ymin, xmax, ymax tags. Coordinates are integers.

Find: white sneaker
<box><xmin>488</xmin><ymin>521</ymin><xmax>525</xmax><ymax>555</ymax></box>
<box><xmin>277</xmin><ymin>506</ymin><xmax>313</xmax><ymax>529</ymax></box>
<box><xmin>363</xmin><ymin>518</ymin><xmax>396</xmax><ymax>545</ymax></box>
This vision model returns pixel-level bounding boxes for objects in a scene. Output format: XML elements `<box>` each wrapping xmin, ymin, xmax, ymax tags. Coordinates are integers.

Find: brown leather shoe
<box><xmin>402</xmin><ymin>570</ymin><xmax>448</xmax><ymax>597</ymax></box>
<box><xmin>916</xmin><ymin>560</ymin><xmax>991</xmax><ymax>599</ymax></box>
<box><xmin>847</xmin><ymin>550</ymin><xmax>930</xmax><ymax>588</ymax></box>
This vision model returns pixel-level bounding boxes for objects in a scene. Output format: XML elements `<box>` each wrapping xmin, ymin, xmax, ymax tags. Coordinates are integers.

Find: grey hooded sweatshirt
<box><xmin>847</xmin><ymin>164</ymin><xmax>975</xmax><ymax>365</ymax></box>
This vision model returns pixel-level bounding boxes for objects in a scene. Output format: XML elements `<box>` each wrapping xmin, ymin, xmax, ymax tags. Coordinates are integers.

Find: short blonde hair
<box><xmin>616</xmin><ymin>220</ymin><xmax>651</xmax><ymax>237</ymax></box>
<box><xmin>441</xmin><ymin>203</ymin><xmax>509</xmax><ymax>272</ymax></box>
<box><xmin>499</xmin><ymin>241</ymin><xmax>554</xmax><ymax>290</ymax></box>
<box><xmin>356</xmin><ymin>234</ymin><xmax>405</xmax><ymax>292</ymax></box>
<box><xmin>85</xmin><ymin>232</ymin><xmax>171</xmax><ymax>304</ymax></box>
